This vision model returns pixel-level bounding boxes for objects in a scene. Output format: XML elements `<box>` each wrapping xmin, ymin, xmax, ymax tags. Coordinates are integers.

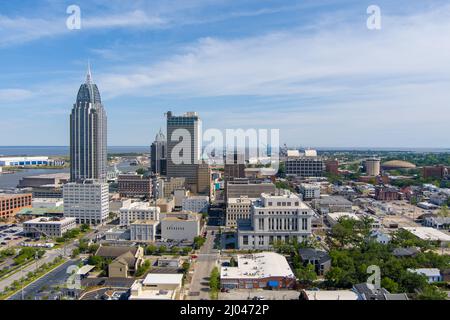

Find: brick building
<box><xmin>118</xmin><ymin>174</ymin><xmax>152</xmax><ymax>198</ymax></box>
<box><xmin>0</xmin><ymin>193</ymin><xmax>32</xmax><ymax>220</ymax></box>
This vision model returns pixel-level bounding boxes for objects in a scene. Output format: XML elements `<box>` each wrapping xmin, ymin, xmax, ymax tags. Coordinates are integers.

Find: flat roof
<box><xmin>221</xmin><ymin>252</ymin><xmax>294</xmax><ymax>280</ymax></box>
<box><xmin>227</xmin><ymin>197</ymin><xmax>256</xmax><ymax>204</ymax></box>
<box><xmin>131</xmin><ymin>219</ymin><xmax>160</xmax><ymax>225</ymax></box>
<box><xmin>143</xmin><ymin>273</ymin><xmax>183</xmax><ymax>285</ymax></box>
<box><xmin>402</xmin><ymin>227</ymin><xmax>450</xmax><ymax>242</ymax></box>
<box><xmin>76</xmin><ymin>265</ymin><xmax>95</xmax><ymax>275</ymax></box>
<box><xmin>408</xmin><ymin>268</ymin><xmax>441</xmax><ymax>277</ymax></box>
<box><xmin>22</xmin><ymin>173</ymin><xmax>69</xmax><ymax>179</ymax></box>
<box><xmin>303</xmin><ymin>290</ymin><xmax>359</xmax><ymax>300</ymax></box>
<box><xmin>327</xmin><ymin>212</ymin><xmax>360</xmax><ymax>221</ymax></box>
<box><xmin>316</xmin><ymin>196</ymin><xmax>352</xmax><ymax>206</ymax></box>
<box><xmin>121</xmin><ymin>201</ymin><xmax>159</xmax><ymax>211</ymax></box>
<box><xmin>24</xmin><ymin>217</ymin><xmax>76</xmax><ymax>224</ymax></box>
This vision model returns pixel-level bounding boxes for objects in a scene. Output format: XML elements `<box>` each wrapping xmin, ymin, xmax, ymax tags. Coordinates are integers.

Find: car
<box><xmin>4</xmin><ymin>237</ymin><xmax>11</xmax><ymax>240</ymax></box>
<box><xmin>1</xmin><ymin>242</ymin><xmax>7</xmax><ymax>245</ymax></box>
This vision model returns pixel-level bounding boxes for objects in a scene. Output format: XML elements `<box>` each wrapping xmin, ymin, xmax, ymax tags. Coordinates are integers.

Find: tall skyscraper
<box><xmin>150</xmin><ymin>128</ymin><xmax>167</xmax><ymax>175</ymax></box>
<box><xmin>70</xmin><ymin>64</ymin><xmax>107</xmax><ymax>182</ymax></box>
<box><xmin>166</xmin><ymin>111</ymin><xmax>201</xmax><ymax>192</ymax></box>
<box><xmin>224</xmin><ymin>151</ymin><xmax>246</xmax><ymax>181</ymax></box>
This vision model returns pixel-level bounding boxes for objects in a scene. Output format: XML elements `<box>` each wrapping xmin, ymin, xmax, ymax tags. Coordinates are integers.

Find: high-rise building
<box><xmin>166</xmin><ymin>111</ymin><xmax>201</xmax><ymax>192</ymax></box>
<box><xmin>224</xmin><ymin>152</ymin><xmax>246</xmax><ymax>181</ymax></box>
<box><xmin>197</xmin><ymin>162</ymin><xmax>212</xmax><ymax>196</ymax></box>
<box><xmin>365</xmin><ymin>158</ymin><xmax>381</xmax><ymax>177</ymax></box>
<box><xmin>285</xmin><ymin>150</ymin><xmax>326</xmax><ymax>178</ymax></box>
<box><xmin>422</xmin><ymin>166</ymin><xmax>449</xmax><ymax>180</ymax></box>
<box><xmin>150</xmin><ymin>129</ymin><xmax>167</xmax><ymax>176</ymax></box>
<box><xmin>325</xmin><ymin>159</ymin><xmax>339</xmax><ymax>176</ymax></box>
<box><xmin>70</xmin><ymin>64</ymin><xmax>107</xmax><ymax>182</ymax></box>
<box><xmin>63</xmin><ymin>180</ymin><xmax>109</xmax><ymax>225</ymax></box>
<box><xmin>225</xmin><ymin>178</ymin><xmax>276</xmax><ymax>201</ymax></box>
<box><xmin>118</xmin><ymin>173</ymin><xmax>152</xmax><ymax>198</ymax></box>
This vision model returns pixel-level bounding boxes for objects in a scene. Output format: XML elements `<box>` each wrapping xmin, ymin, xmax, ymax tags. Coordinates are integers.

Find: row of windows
<box><xmin>267</xmin><ymin>202</ymin><xmax>300</xmax><ymax>207</ymax></box>
<box><xmin>242</xmin><ymin>234</ymin><xmax>308</xmax><ymax>245</ymax></box>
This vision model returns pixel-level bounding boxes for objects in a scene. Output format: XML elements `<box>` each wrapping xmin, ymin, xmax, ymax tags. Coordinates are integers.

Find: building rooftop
<box><xmin>131</xmin><ymin>219</ymin><xmax>160</xmax><ymax>225</ymax></box>
<box><xmin>220</xmin><ymin>252</ymin><xmax>295</xmax><ymax>280</ymax></box>
<box><xmin>298</xmin><ymin>248</ymin><xmax>331</xmax><ymax>264</ymax></box>
<box><xmin>402</xmin><ymin>227</ymin><xmax>450</xmax><ymax>242</ymax></box>
<box><xmin>302</xmin><ymin>290</ymin><xmax>358</xmax><ymax>300</ymax></box>
<box><xmin>407</xmin><ymin>268</ymin><xmax>441</xmax><ymax>277</ymax></box>
<box><xmin>315</xmin><ymin>196</ymin><xmax>352</xmax><ymax>206</ymax></box>
<box><xmin>21</xmin><ymin>173</ymin><xmax>70</xmax><ymax>180</ymax></box>
<box><xmin>143</xmin><ymin>273</ymin><xmax>183</xmax><ymax>286</ymax></box>
<box><xmin>227</xmin><ymin>196</ymin><xmax>257</xmax><ymax>204</ymax></box>
<box><xmin>121</xmin><ymin>201</ymin><xmax>159</xmax><ymax>211</ymax></box>
<box><xmin>327</xmin><ymin>212</ymin><xmax>360</xmax><ymax>221</ymax></box>
<box><xmin>24</xmin><ymin>217</ymin><xmax>75</xmax><ymax>224</ymax></box>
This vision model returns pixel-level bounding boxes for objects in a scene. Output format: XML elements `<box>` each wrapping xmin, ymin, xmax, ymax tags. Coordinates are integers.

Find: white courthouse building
<box><xmin>237</xmin><ymin>192</ymin><xmax>314</xmax><ymax>250</ymax></box>
<box><xmin>63</xmin><ymin>180</ymin><xmax>109</xmax><ymax>225</ymax></box>
<box><xmin>130</xmin><ymin>220</ymin><xmax>160</xmax><ymax>242</ymax></box>
<box><xmin>119</xmin><ymin>200</ymin><xmax>160</xmax><ymax>226</ymax></box>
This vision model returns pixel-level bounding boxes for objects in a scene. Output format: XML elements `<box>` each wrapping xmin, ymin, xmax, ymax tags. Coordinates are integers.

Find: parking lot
<box><xmin>0</xmin><ymin>224</ymin><xmax>25</xmax><ymax>247</ymax></box>
<box><xmin>219</xmin><ymin>289</ymin><xmax>301</xmax><ymax>301</ymax></box>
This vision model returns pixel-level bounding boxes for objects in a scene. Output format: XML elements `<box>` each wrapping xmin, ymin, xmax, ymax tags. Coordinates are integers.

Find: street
<box><xmin>187</xmin><ymin>227</ymin><xmax>219</xmax><ymax>300</ymax></box>
<box><xmin>0</xmin><ymin>228</ymin><xmax>98</xmax><ymax>293</ymax></box>
<box><xmin>8</xmin><ymin>259</ymin><xmax>81</xmax><ymax>300</ymax></box>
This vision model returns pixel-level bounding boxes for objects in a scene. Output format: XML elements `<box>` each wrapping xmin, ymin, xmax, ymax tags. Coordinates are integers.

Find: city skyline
<box><xmin>1</xmin><ymin>0</ymin><xmax>450</xmax><ymax>148</ymax></box>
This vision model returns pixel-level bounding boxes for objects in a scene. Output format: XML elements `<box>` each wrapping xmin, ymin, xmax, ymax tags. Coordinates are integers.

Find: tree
<box><xmin>229</xmin><ymin>257</ymin><xmax>237</xmax><ymax>267</ymax></box>
<box><xmin>182</xmin><ymin>262</ymin><xmax>190</xmax><ymax>274</ymax></box>
<box><xmin>171</xmin><ymin>246</ymin><xmax>180</xmax><ymax>255</ymax></box>
<box><xmin>417</xmin><ymin>285</ymin><xmax>447</xmax><ymax>300</ymax></box>
<box><xmin>295</xmin><ymin>263</ymin><xmax>317</xmax><ymax>284</ymax></box>
<box><xmin>398</xmin><ymin>271</ymin><xmax>428</xmax><ymax>293</ymax></box>
<box><xmin>209</xmin><ymin>267</ymin><xmax>220</xmax><ymax>292</ymax></box>
<box><xmin>182</xmin><ymin>247</ymin><xmax>192</xmax><ymax>256</ymax></box>
<box><xmin>71</xmin><ymin>248</ymin><xmax>80</xmax><ymax>258</ymax></box>
<box><xmin>135</xmin><ymin>260</ymin><xmax>151</xmax><ymax>277</ymax></box>
<box><xmin>136</xmin><ymin>168</ymin><xmax>146</xmax><ymax>175</ymax></box>
<box><xmin>193</xmin><ymin>236</ymin><xmax>206</xmax><ymax>250</ymax></box>
<box><xmin>381</xmin><ymin>277</ymin><xmax>399</xmax><ymax>293</ymax></box>
<box><xmin>145</xmin><ymin>244</ymin><xmax>157</xmax><ymax>255</ymax></box>
<box><xmin>158</xmin><ymin>245</ymin><xmax>167</xmax><ymax>255</ymax></box>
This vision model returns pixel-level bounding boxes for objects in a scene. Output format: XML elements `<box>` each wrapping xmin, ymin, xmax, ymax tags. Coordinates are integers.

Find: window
<box><xmin>243</xmin><ymin>235</ymin><xmax>248</xmax><ymax>245</ymax></box>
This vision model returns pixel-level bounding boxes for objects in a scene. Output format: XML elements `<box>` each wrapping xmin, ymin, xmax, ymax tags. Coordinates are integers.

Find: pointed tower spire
<box><xmin>86</xmin><ymin>60</ymin><xmax>93</xmax><ymax>84</ymax></box>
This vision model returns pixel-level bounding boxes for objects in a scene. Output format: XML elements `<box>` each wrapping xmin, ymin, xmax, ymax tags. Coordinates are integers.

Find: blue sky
<box><xmin>0</xmin><ymin>0</ymin><xmax>449</xmax><ymax>148</ymax></box>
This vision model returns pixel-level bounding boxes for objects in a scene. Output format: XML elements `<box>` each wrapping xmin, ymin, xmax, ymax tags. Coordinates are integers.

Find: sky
<box><xmin>0</xmin><ymin>0</ymin><xmax>449</xmax><ymax>148</ymax></box>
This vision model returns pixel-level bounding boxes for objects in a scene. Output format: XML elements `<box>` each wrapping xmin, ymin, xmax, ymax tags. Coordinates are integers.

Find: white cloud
<box><xmin>0</xmin><ymin>89</ymin><xmax>34</xmax><ymax>102</ymax></box>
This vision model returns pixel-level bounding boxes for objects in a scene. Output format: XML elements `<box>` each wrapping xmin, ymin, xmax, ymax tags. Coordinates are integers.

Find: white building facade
<box><xmin>181</xmin><ymin>196</ymin><xmax>209</xmax><ymax>213</ymax></box>
<box><xmin>119</xmin><ymin>201</ymin><xmax>160</xmax><ymax>226</ymax></box>
<box><xmin>160</xmin><ymin>212</ymin><xmax>201</xmax><ymax>242</ymax></box>
<box><xmin>237</xmin><ymin>192</ymin><xmax>314</xmax><ymax>250</ymax></box>
<box><xmin>63</xmin><ymin>180</ymin><xmax>109</xmax><ymax>225</ymax></box>
<box><xmin>225</xmin><ymin>196</ymin><xmax>255</xmax><ymax>227</ymax></box>
<box><xmin>299</xmin><ymin>183</ymin><xmax>320</xmax><ymax>200</ymax></box>
<box><xmin>23</xmin><ymin>217</ymin><xmax>77</xmax><ymax>238</ymax></box>
<box><xmin>130</xmin><ymin>220</ymin><xmax>160</xmax><ymax>242</ymax></box>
